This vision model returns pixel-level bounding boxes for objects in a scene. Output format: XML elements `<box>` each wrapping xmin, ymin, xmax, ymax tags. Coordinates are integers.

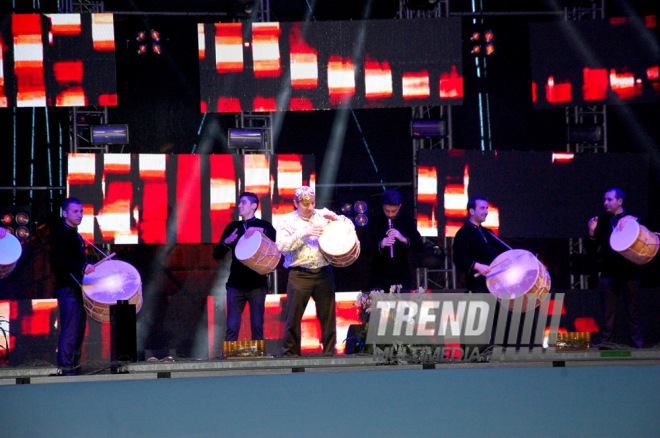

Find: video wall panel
<box><xmin>417</xmin><ymin>150</ymin><xmax>649</xmax><ymax>239</ymax></box>
<box><xmin>0</xmin><ymin>13</ymin><xmax>117</xmax><ymax>107</ymax></box>
<box><xmin>530</xmin><ymin>17</ymin><xmax>659</xmax><ymax>109</ymax></box>
<box><xmin>199</xmin><ymin>18</ymin><xmax>463</xmax><ymax>112</ymax></box>
<box><xmin>67</xmin><ymin>153</ymin><xmax>315</xmax><ymax>244</ymax></box>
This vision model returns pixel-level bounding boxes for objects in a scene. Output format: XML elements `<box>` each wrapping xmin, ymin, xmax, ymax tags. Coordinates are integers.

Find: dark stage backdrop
<box><xmin>417</xmin><ymin>149</ymin><xmax>649</xmax><ymax>239</ymax></box>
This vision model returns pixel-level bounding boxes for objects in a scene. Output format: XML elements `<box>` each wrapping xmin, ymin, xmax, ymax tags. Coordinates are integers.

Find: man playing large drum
<box><xmin>276</xmin><ymin>186</ymin><xmax>353</xmax><ymax>356</ymax></box>
<box><xmin>50</xmin><ymin>197</ymin><xmax>95</xmax><ymax>376</ymax></box>
<box><xmin>453</xmin><ymin>196</ymin><xmax>509</xmax><ymax>293</ymax></box>
<box><xmin>213</xmin><ymin>192</ymin><xmax>276</xmax><ymax>344</ymax></box>
<box><xmin>586</xmin><ymin>188</ymin><xmax>645</xmax><ymax>349</ymax></box>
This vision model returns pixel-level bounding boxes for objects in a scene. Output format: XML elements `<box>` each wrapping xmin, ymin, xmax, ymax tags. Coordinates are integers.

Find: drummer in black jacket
<box><xmin>452</xmin><ymin>196</ymin><xmax>509</xmax><ymax>293</ymax></box>
<box><xmin>585</xmin><ymin>188</ymin><xmax>644</xmax><ymax>348</ymax></box>
<box><xmin>213</xmin><ymin>192</ymin><xmax>276</xmax><ymax>344</ymax></box>
<box><xmin>50</xmin><ymin>197</ymin><xmax>94</xmax><ymax>376</ymax></box>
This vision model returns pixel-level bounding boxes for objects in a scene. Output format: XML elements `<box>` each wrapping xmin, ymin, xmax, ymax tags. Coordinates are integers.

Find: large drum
<box><xmin>318</xmin><ymin>220</ymin><xmax>360</xmax><ymax>268</ymax></box>
<box><xmin>82</xmin><ymin>260</ymin><xmax>143</xmax><ymax>323</ymax></box>
<box><xmin>486</xmin><ymin>249</ymin><xmax>551</xmax><ymax>312</ymax></box>
<box><xmin>0</xmin><ymin>233</ymin><xmax>22</xmax><ymax>279</ymax></box>
<box><xmin>610</xmin><ymin>220</ymin><xmax>659</xmax><ymax>265</ymax></box>
<box><xmin>235</xmin><ymin>231</ymin><xmax>281</xmax><ymax>275</ymax></box>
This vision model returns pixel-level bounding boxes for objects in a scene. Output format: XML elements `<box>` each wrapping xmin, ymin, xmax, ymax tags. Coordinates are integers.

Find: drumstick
<box><xmin>474</xmin><ymin>257</ymin><xmax>510</xmax><ymax>277</ymax></box>
<box><xmin>93</xmin><ymin>252</ymin><xmax>116</xmax><ymax>268</ymax></box>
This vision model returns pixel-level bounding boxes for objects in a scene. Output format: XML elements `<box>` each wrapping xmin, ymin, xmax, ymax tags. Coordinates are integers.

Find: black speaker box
<box><xmin>110</xmin><ymin>300</ymin><xmax>137</xmax><ymax>370</ymax></box>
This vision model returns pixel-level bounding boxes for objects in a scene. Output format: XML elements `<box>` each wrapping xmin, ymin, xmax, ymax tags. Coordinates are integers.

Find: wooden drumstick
<box><xmin>475</xmin><ymin>257</ymin><xmax>510</xmax><ymax>277</ymax></box>
<box><xmin>93</xmin><ymin>252</ymin><xmax>116</xmax><ymax>268</ymax></box>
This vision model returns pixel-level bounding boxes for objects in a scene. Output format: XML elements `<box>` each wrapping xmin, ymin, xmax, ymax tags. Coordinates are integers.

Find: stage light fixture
<box><xmin>568</xmin><ymin>126</ymin><xmax>603</xmax><ymax>143</ymax></box>
<box><xmin>228</xmin><ymin>128</ymin><xmax>265</xmax><ymax>150</ymax></box>
<box><xmin>15</xmin><ymin>212</ymin><xmax>29</xmax><ymax>225</ymax></box>
<box><xmin>15</xmin><ymin>226</ymin><xmax>30</xmax><ymax>240</ymax></box>
<box><xmin>150</xmin><ymin>29</ymin><xmax>161</xmax><ymax>42</ymax></box>
<box><xmin>137</xmin><ymin>44</ymin><xmax>148</xmax><ymax>55</ymax></box>
<box><xmin>354</xmin><ymin>201</ymin><xmax>368</xmax><ymax>214</ymax></box>
<box><xmin>341</xmin><ymin>203</ymin><xmax>353</xmax><ymax>215</ymax></box>
<box><xmin>355</xmin><ymin>214</ymin><xmax>368</xmax><ymax>226</ymax></box>
<box><xmin>4</xmin><ymin>227</ymin><xmax>14</xmax><ymax>235</ymax></box>
<box><xmin>76</xmin><ymin>114</ymin><xmax>87</xmax><ymax>124</ymax></box>
<box><xmin>471</xmin><ymin>45</ymin><xmax>482</xmax><ymax>55</ymax></box>
<box><xmin>152</xmin><ymin>43</ymin><xmax>162</xmax><ymax>55</ymax></box>
<box><xmin>411</xmin><ymin>119</ymin><xmax>446</xmax><ymax>138</ymax></box>
<box><xmin>485</xmin><ymin>43</ymin><xmax>495</xmax><ymax>55</ymax></box>
<box><xmin>470</xmin><ymin>32</ymin><xmax>481</xmax><ymax>42</ymax></box>
<box><xmin>1</xmin><ymin>213</ymin><xmax>13</xmax><ymax>225</ymax></box>
<box><xmin>91</xmin><ymin>125</ymin><xmax>130</xmax><ymax>145</ymax></box>
<box><xmin>484</xmin><ymin>30</ymin><xmax>495</xmax><ymax>42</ymax></box>
<box><xmin>136</xmin><ymin>30</ymin><xmax>147</xmax><ymax>42</ymax></box>
<box><xmin>233</xmin><ymin>0</ymin><xmax>257</xmax><ymax>16</ymax></box>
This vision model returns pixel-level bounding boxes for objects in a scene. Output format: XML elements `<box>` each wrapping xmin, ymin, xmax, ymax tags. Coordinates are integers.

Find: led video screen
<box><xmin>530</xmin><ymin>17</ymin><xmax>659</xmax><ymax>109</ymax></box>
<box><xmin>417</xmin><ymin>150</ymin><xmax>649</xmax><ymax>239</ymax></box>
<box><xmin>0</xmin><ymin>13</ymin><xmax>117</xmax><ymax>107</ymax></box>
<box><xmin>67</xmin><ymin>153</ymin><xmax>315</xmax><ymax>244</ymax></box>
<box><xmin>198</xmin><ymin>18</ymin><xmax>463</xmax><ymax>112</ymax></box>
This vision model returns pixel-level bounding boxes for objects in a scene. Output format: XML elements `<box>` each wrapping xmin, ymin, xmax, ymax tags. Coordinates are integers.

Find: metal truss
<box><xmin>398</xmin><ymin>0</ymin><xmax>455</xmax><ymax>289</ymax></box>
<box><xmin>564</xmin><ymin>0</ymin><xmax>604</xmax><ymax>289</ymax></box>
<box><xmin>59</xmin><ymin>0</ymin><xmax>105</xmax><ymax>13</ymax></box>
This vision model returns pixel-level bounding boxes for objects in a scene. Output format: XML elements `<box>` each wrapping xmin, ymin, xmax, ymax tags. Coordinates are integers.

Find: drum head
<box><xmin>486</xmin><ymin>249</ymin><xmax>540</xmax><ymax>296</ymax></box>
<box><xmin>82</xmin><ymin>260</ymin><xmax>142</xmax><ymax>304</ymax></box>
<box><xmin>318</xmin><ymin>220</ymin><xmax>356</xmax><ymax>255</ymax></box>
<box><xmin>610</xmin><ymin>219</ymin><xmax>640</xmax><ymax>251</ymax></box>
<box><xmin>0</xmin><ymin>233</ymin><xmax>22</xmax><ymax>265</ymax></box>
<box><xmin>235</xmin><ymin>232</ymin><xmax>264</xmax><ymax>261</ymax></box>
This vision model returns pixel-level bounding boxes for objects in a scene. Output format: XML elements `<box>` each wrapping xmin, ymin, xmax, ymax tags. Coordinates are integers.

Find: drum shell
<box><xmin>0</xmin><ymin>233</ymin><xmax>22</xmax><ymax>280</ymax></box>
<box><xmin>318</xmin><ymin>220</ymin><xmax>360</xmax><ymax>268</ymax></box>
<box><xmin>82</xmin><ymin>260</ymin><xmax>143</xmax><ymax>323</ymax></box>
<box><xmin>236</xmin><ymin>232</ymin><xmax>281</xmax><ymax>275</ymax></box>
<box><xmin>610</xmin><ymin>221</ymin><xmax>659</xmax><ymax>265</ymax></box>
<box><xmin>486</xmin><ymin>249</ymin><xmax>551</xmax><ymax>313</ymax></box>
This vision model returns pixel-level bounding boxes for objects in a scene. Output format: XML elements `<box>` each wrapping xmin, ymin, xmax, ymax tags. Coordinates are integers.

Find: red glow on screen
<box><xmin>582</xmin><ymin>67</ymin><xmax>608</xmax><ymax>101</ymax></box>
<box><xmin>176</xmin><ymin>155</ymin><xmax>201</xmax><ymax>243</ymax></box>
<box><xmin>545</xmin><ymin>76</ymin><xmax>572</xmax><ymax>103</ymax></box>
<box><xmin>197</xmin><ymin>23</ymin><xmax>205</xmax><ymax>60</ymax></box>
<box><xmin>548</xmin><ymin>299</ymin><xmax>566</xmax><ymax>315</ymax></box>
<box><xmin>289</xmin><ymin>97</ymin><xmax>313</xmax><ymax>111</ymax></box>
<box><xmin>532</xmin><ymin>81</ymin><xmax>537</xmax><ymax>103</ymax></box>
<box><xmin>609</xmin><ymin>68</ymin><xmax>642</xmax><ymax>99</ymax></box>
<box><xmin>91</xmin><ymin>14</ymin><xmax>115</xmax><ymax>51</ymax></box>
<box><xmin>48</xmin><ymin>14</ymin><xmax>82</xmax><ymax>35</ymax></box>
<box><xmin>252</xmin><ymin>23</ymin><xmax>282</xmax><ymax>78</ymax></box>
<box><xmin>13</xmin><ymin>14</ymin><xmax>46</xmax><ymax>107</ymax></box>
<box><xmin>200</xmin><ymin>101</ymin><xmax>207</xmax><ymax>113</ymax></box>
<box><xmin>99</xmin><ymin>94</ymin><xmax>117</xmax><ymax>106</ymax></box>
<box><xmin>210</xmin><ymin>155</ymin><xmax>236</xmax><ymax>243</ymax></box>
<box><xmin>218</xmin><ymin>97</ymin><xmax>242</xmax><ymax>112</ymax></box>
<box><xmin>646</xmin><ymin>15</ymin><xmax>656</xmax><ymax>28</ymax></box>
<box><xmin>574</xmin><ymin>317</ymin><xmax>599</xmax><ymax>333</ymax></box>
<box><xmin>253</xmin><ymin>96</ymin><xmax>277</xmax><ymax>112</ymax></box>
<box><xmin>216</xmin><ymin>23</ymin><xmax>244</xmax><ymax>73</ymax></box>
<box><xmin>364</xmin><ymin>56</ymin><xmax>393</xmax><ymax>100</ymax></box>
<box><xmin>402</xmin><ymin>71</ymin><xmax>430</xmax><ymax>99</ymax></box>
<box><xmin>289</xmin><ymin>24</ymin><xmax>318</xmax><ymax>89</ymax></box>
<box><xmin>439</xmin><ymin>65</ymin><xmax>463</xmax><ymax>99</ymax></box>
<box><xmin>327</xmin><ymin>56</ymin><xmax>356</xmax><ymax>103</ymax></box>
<box><xmin>648</xmin><ymin>66</ymin><xmax>659</xmax><ymax>92</ymax></box>
<box><xmin>551</xmin><ymin>152</ymin><xmax>574</xmax><ymax>163</ymax></box>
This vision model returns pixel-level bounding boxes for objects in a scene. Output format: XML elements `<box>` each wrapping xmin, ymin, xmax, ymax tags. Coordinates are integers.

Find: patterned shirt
<box><xmin>276</xmin><ymin>208</ymin><xmax>353</xmax><ymax>269</ymax></box>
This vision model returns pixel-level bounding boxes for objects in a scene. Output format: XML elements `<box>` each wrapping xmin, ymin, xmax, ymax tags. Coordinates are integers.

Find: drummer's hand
<box><xmin>617</xmin><ymin>215</ymin><xmax>636</xmax><ymax>231</ymax></box>
<box><xmin>380</xmin><ymin>236</ymin><xmax>396</xmax><ymax>248</ymax></box>
<box><xmin>0</xmin><ymin>227</ymin><xmax>6</xmax><ymax>239</ymax></box>
<box><xmin>322</xmin><ymin>211</ymin><xmax>338</xmax><ymax>221</ymax></box>
<box><xmin>473</xmin><ymin>262</ymin><xmax>490</xmax><ymax>277</ymax></box>
<box><xmin>587</xmin><ymin>216</ymin><xmax>598</xmax><ymax>236</ymax></box>
<box><xmin>305</xmin><ymin>225</ymin><xmax>324</xmax><ymax>237</ymax></box>
<box><xmin>224</xmin><ymin>228</ymin><xmax>239</xmax><ymax>244</ymax></box>
<box><xmin>245</xmin><ymin>227</ymin><xmax>263</xmax><ymax>238</ymax></box>
<box><xmin>84</xmin><ymin>264</ymin><xmax>95</xmax><ymax>275</ymax></box>
<box><xmin>387</xmin><ymin>228</ymin><xmax>408</xmax><ymax>244</ymax></box>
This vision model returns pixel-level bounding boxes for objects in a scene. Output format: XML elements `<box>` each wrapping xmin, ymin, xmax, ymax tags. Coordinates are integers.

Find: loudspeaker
<box><xmin>110</xmin><ymin>300</ymin><xmax>137</xmax><ymax>370</ymax></box>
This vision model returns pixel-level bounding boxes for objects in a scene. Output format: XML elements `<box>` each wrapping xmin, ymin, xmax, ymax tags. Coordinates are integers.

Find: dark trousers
<box><xmin>280</xmin><ymin>267</ymin><xmax>336</xmax><ymax>356</ymax></box>
<box><xmin>56</xmin><ymin>286</ymin><xmax>87</xmax><ymax>375</ymax></box>
<box><xmin>225</xmin><ymin>286</ymin><xmax>267</xmax><ymax>342</ymax></box>
<box><xmin>599</xmin><ymin>277</ymin><xmax>644</xmax><ymax>348</ymax></box>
